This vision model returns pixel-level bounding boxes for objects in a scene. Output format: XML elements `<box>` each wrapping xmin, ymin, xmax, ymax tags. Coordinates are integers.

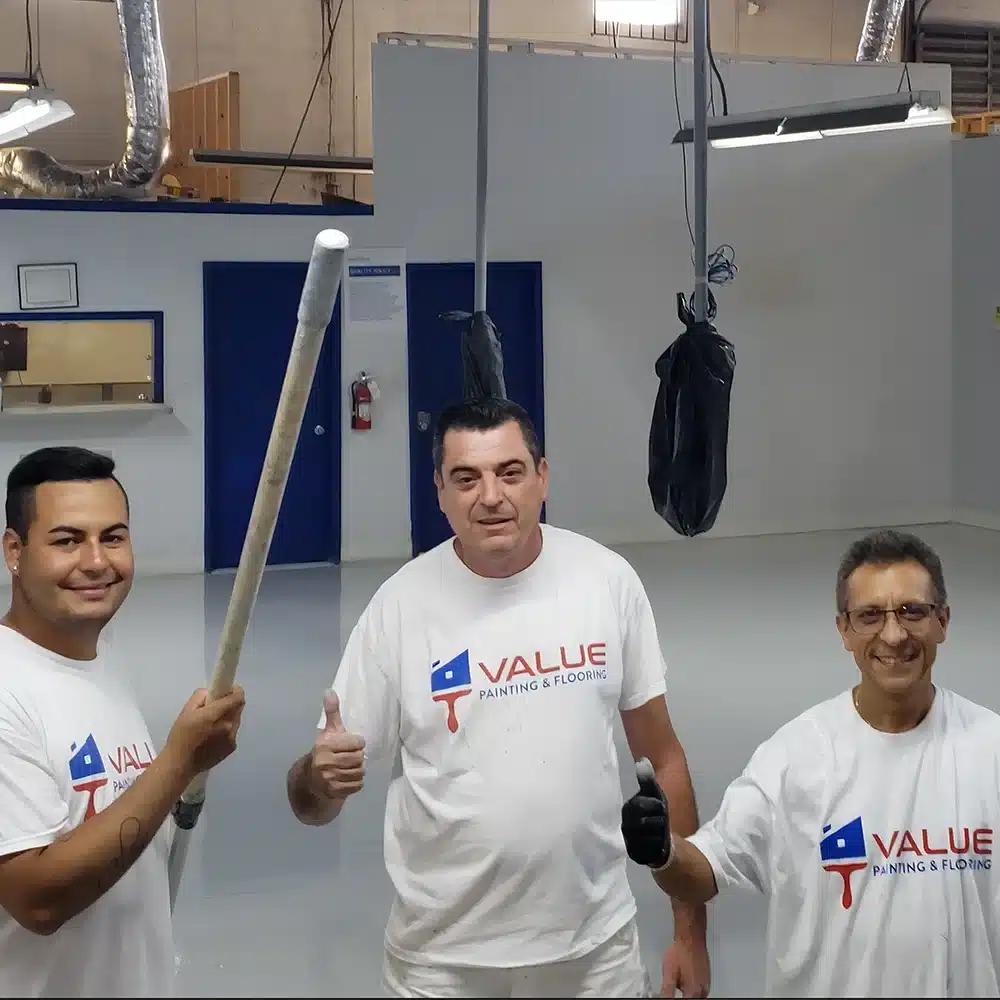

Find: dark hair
<box><xmin>835</xmin><ymin>529</ymin><xmax>947</xmax><ymax>612</ymax></box>
<box><xmin>432</xmin><ymin>397</ymin><xmax>543</xmax><ymax>473</ymax></box>
<box><xmin>6</xmin><ymin>446</ymin><xmax>128</xmax><ymax>540</ymax></box>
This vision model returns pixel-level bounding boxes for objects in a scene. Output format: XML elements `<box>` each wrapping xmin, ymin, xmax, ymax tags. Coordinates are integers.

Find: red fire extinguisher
<box><xmin>350</xmin><ymin>373</ymin><xmax>373</xmax><ymax>431</ymax></box>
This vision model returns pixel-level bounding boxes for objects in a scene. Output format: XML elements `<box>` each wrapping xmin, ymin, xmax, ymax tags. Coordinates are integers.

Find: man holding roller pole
<box><xmin>622</xmin><ymin>529</ymin><xmax>1000</xmax><ymax>998</ymax></box>
<box><xmin>287</xmin><ymin>398</ymin><xmax>710</xmax><ymax>998</ymax></box>
<box><xmin>0</xmin><ymin>446</ymin><xmax>246</xmax><ymax>998</ymax></box>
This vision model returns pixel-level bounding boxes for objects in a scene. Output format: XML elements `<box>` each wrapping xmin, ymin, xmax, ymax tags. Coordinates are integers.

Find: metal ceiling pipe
<box><xmin>857</xmin><ymin>0</ymin><xmax>908</xmax><ymax>62</ymax></box>
<box><xmin>692</xmin><ymin>0</ymin><xmax>709</xmax><ymax>323</ymax></box>
<box><xmin>0</xmin><ymin>0</ymin><xmax>169</xmax><ymax>198</ymax></box>
<box><xmin>474</xmin><ymin>0</ymin><xmax>490</xmax><ymax>314</ymax></box>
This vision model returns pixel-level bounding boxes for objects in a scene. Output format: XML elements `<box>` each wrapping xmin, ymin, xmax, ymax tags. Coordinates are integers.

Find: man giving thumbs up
<box><xmin>286</xmin><ymin>689</ymin><xmax>366</xmax><ymax>825</ymax></box>
<box><xmin>285</xmin><ymin>399</ymin><xmax>709</xmax><ymax>998</ymax></box>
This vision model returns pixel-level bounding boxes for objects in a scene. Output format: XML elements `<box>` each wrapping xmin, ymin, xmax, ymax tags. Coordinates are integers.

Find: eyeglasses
<box><xmin>843</xmin><ymin>602</ymin><xmax>940</xmax><ymax>636</ymax></box>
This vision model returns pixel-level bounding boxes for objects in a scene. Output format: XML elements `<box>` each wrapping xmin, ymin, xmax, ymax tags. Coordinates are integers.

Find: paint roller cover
<box><xmin>297</xmin><ymin>229</ymin><xmax>351</xmax><ymax>331</ymax></box>
<box><xmin>647</xmin><ymin>293</ymin><xmax>736</xmax><ymax>537</ymax></box>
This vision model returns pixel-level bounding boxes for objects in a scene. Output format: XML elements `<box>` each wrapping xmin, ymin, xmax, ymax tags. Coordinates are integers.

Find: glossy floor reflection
<box><xmin>66</xmin><ymin>524</ymin><xmax>1000</xmax><ymax>997</ymax></box>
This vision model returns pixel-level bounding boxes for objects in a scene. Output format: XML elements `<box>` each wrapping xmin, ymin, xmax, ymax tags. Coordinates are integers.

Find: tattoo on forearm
<box><xmin>117</xmin><ymin>817</ymin><xmax>152</xmax><ymax>868</ymax></box>
<box><xmin>91</xmin><ymin>817</ymin><xmax>154</xmax><ymax>897</ymax></box>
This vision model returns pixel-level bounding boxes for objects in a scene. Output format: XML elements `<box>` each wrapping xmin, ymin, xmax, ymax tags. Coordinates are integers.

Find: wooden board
<box><xmin>952</xmin><ymin>111</ymin><xmax>1000</xmax><ymax>136</ymax></box>
<box><xmin>165</xmin><ymin>71</ymin><xmax>241</xmax><ymax>201</ymax></box>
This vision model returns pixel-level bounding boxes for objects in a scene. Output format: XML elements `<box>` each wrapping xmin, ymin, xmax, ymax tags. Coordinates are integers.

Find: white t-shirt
<box><xmin>689</xmin><ymin>685</ymin><xmax>1000</xmax><ymax>998</ymax></box>
<box><xmin>0</xmin><ymin>626</ymin><xmax>174</xmax><ymax>998</ymax></box>
<box><xmin>325</xmin><ymin>524</ymin><xmax>669</xmax><ymax>968</ymax></box>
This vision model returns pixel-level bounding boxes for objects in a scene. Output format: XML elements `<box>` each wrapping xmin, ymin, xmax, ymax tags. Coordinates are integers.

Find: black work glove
<box><xmin>621</xmin><ymin>757</ymin><xmax>672</xmax><ymax>869</ymax></box>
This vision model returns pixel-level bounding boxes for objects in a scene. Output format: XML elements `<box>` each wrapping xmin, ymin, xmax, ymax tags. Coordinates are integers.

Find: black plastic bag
<box><xmin>648</xmin><ymin>293</ymin><xmax>736</xmax><ymax>537</ymax></box>
<box><xmin>441</xmin><ymin>309</ymin><xmax>508</xmax><ymax>401</ymax></box>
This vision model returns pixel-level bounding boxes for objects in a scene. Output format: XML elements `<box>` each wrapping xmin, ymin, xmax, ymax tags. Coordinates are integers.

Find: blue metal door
<box><xmin>406</xmin><ymin>261</ymin><xmax>544</xmax><ymax>557</ymax></box>
<box><xmin>203</xmin><ymin>261</ymin><xmax>341</xmax><ymax>571</ymax></box>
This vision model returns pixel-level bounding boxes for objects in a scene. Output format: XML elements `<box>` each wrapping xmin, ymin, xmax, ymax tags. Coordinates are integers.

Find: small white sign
<box><xmin>18</xmin><ymin>263</ymin><xmax>79</xmax><ymax>310</ymax></box>
<box><xmin>345</xmin><ymin>248</ymin><xmax>407</xmax><ymax>333</ymax></box>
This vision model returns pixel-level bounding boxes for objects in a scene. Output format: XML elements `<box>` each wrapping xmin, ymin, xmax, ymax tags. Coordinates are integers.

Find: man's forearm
<box><xmin>18</xmin><ymin>743</ymin><xmax>192</xmax><ymax>934</ymax></box>
<box><xmin>653</xmin><ymin>836</ymin><xmax>719</xmax><ymax>906</ymax></box>
<box><xmin>287</xmin><ymin>752</ymin><xmax>345</xmax><ymax>826</ymax></box>
<box><xmin>656</xmin><ymin>754</ymin><xmax>708</xmax><ymax>937</ymax></box>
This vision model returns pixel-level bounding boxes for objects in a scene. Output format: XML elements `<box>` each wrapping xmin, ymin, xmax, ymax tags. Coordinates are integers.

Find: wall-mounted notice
<box><xmin>345</xmin><ymin>248</ymin><xmax>407</xmax><ymax>336</ymax></box>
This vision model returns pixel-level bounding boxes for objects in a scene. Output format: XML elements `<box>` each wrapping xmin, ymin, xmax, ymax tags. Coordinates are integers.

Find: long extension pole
<box><xmin>692</xmin><ymin>0</ymin><xmax>709</xmax><ymax>323</ymax></box>
<box><xmin>474</xmin><ymin>0</ymin><xmax>490</xmax><ymax>313</ymax></box>
<box><xmin>166</xmin><ymin>229</ymin><xmax>350</xmax><ymax>912</ymax></box>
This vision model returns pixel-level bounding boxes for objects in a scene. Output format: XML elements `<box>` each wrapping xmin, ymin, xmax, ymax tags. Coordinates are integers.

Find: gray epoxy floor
<box><xmin>73</xmin><ymin>524</ymin><xmax>1000</xmax><ymax>997</ymax></box>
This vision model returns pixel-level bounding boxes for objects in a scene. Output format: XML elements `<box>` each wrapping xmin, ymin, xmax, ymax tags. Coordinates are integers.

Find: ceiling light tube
<box><xmin>711</xmin><ymin>130</ymin><xmax>821</xmax><ymax>149</ymax></box>
<box><xmin>0</xmin><ymin>72</ymin><xmax>37</xmax><ymax>94</ymax></box>
<box><xmin>818</xmin><ymin>103</ymin><xmax>954</xmax><ymax>137</ymax></box>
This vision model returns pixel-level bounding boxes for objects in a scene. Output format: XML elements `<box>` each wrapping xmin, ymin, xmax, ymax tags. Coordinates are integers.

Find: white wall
<box><xmin>370</xmin><ymin>43</ymin><xmax>953</xmax><ymax>543</ymax></box>
<box><xmin>952</xmin><ymin>137</ymin><xmax>1000</xmax><ymax>528</ymax></box>
<box><xmin>0</xmin><ymin>208</ymin><xmax>374</xmax><ymax>575</ymax></box>
<box><xmin>0</xmin><ymin>43</ymin><xmax>954</xmax><ymax>574</ymax></box>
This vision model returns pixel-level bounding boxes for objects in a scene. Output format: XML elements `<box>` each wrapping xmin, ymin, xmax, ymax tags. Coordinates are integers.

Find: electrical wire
<box><xmin>32</xmin><ymin>0</ymin><xmax>44</xmax><ymax>83</ymax></box>
<box><xmin>706</xmin><ymin>3</ymin><xmax>728</xmax><ymax>117</ymax></box>
<box><xmin>325</xmin><ymin>0</ymin><xmax>335</xmax><ymax>157</ymax></box>
<box><xmin>671</xmin><ymin>32</ymin><xmax>695</xmax><ymax>249</ymax></box>
<box><xmin>24</xmin><ymin>0</ymin><xmax>33</xmax><ymax>79</ymax></box>
<box><xmin>268</xmin><ymin>0</ymin><xmax>345</xmax><ymax>204</ymax></box>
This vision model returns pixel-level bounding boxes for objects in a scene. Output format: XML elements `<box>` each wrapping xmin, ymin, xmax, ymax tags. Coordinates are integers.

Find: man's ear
<box><xmin>3</xmin><ymin>527</ymin><xmax>23</xmax><ymax>576</ymax></box>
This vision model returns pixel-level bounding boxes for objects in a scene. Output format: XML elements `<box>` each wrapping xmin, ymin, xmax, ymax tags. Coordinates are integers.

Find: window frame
<box><xmin>592</xmin><ymin>0</ymin><xmax>689</xmax><ymax>45</ymax></box>
<box><xmin>0</xmin><ymin>310</ymin><xmax>164</xmax><ymax>407</ymax></box>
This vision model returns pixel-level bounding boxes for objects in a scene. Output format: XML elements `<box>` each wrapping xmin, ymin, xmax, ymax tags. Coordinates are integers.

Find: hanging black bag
<box><xmin>648</xmin><ymin>293</ymin><xmax>736</xmax><ymax>537</ymax></box>
<box><xmin>441</xmin><ymin>309</ymin><xmax>508</xmax><ymax>401</ymax></box>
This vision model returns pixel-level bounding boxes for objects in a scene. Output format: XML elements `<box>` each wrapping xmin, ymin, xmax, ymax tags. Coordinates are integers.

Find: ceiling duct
<box><xmin>857</xmin><ymin>0</ymin><xmax>907</xmax><ymax>62</ymax></box>
<box><xmin>0</xmin><ymin>0</ymin><xmax>169</xmax><ymax>198</ymax></box>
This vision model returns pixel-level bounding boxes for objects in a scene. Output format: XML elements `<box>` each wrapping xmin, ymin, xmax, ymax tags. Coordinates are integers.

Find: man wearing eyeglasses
<box><xmin>620</xmin><ymin>528</ymin><xmax>1000</xmax><ymax>998</ymax></box>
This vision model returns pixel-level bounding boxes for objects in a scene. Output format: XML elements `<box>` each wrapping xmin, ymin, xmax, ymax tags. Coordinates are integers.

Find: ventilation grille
<box><xmin>910</xmin><ymin>20</ymin><xmax>1000</xmax><ymax>116</ymax></box>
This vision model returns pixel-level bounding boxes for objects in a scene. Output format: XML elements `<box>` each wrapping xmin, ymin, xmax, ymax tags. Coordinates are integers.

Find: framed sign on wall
<box><xmin>17</xmin><ymin>263</ymin><xmax>79</xmax><ymax>311</ymax></box>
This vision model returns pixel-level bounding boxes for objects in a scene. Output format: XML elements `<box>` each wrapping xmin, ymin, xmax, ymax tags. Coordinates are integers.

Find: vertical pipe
<box><xmin>474</xmin><ymin>0</ymin><xmax>489</xmax><ymax>313</ymax></box>
<box><xmin>692</xmin><ymin>0</ymin><xmax>709</xmax><ymax>323</ymax></box>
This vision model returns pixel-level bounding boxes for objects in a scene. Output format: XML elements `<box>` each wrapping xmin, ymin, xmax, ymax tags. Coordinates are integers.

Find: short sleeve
<box><xmin>618</xmin><ymin>563</ymin><xmax>669</xmax><ymax>712</ymax></box>
<box><xmin>686</xmin><ymin>748</ymin><xmax>775</xmax><ymax>895</ymax></box>
<box><xmin>316</xmin><ymin>595</ymin><xmax>401</xmax><ymax>762</ymax></box>
<box><xmin>0</xmin><ymin>694</ymin><xmax>69</xmax><ymax>858</ymax></box>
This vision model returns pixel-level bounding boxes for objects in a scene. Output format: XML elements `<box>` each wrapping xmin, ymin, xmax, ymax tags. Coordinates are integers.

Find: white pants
<box><xmin>381</xmin><ymin>919</ymin><xmax>653</xmax><ymax>998</ymax></box>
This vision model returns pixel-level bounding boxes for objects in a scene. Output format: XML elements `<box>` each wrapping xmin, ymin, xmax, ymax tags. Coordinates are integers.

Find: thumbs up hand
<box><xmin>621</xmin><ymin>757</ymin><xmax>673</xmax><ymax>869</ymax></box>
<box><xmin>310</xmin><ymin>689</ymin><xmax>367</xmax><ymax>801</ymax></box>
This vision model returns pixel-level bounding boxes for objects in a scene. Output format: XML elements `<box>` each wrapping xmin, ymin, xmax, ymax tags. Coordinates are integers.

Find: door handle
<box><xmin>314</xmin><ymin>424</ymin><xmax>326</xmax><ymax>436</ymax></box>
<box><xmin>417</xmin><ymin>411</ymin><xmax>431</xmax><ymax>432</ymax></box>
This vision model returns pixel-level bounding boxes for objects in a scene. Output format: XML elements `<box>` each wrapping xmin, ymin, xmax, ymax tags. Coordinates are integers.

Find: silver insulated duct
<box><xmin>0</xmin><ymin>0</ymin><xmax>169</xmax><ymax>198</ymax></box>
<box><xmin>857</xmin><ymin>0</ymin><xmax>908</xmax><ymax>62</ymax></box>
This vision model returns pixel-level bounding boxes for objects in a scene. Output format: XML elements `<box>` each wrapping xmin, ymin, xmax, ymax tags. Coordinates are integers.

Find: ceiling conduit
<box><xmin>857</xmin><ymin>0</ymin><xmax>908</xmax><ymax>62</ymax></box>
<box><xmin>0</xmin><ymin>0</ymin><xmax>169</xmax><ymax>198</ymax></box>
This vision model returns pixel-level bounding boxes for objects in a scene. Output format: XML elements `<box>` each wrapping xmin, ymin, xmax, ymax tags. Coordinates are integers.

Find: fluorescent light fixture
<box><xmin>0</xmin><ymin>91</ymin><xmax>74</xmax><ymax>146</ymax></box>
<box><xmin>0</xmin><ymin>73</ymin><xmax>36</xmax><ymax>94</ymax></box>
<box><xmin>191</xmin><ymin>148</ymin><xmax>374</xmax><ymax>175</ymax></box>
<box><xmin>595</xmin><ymin>0</ymin><xmax>682</xmax><ymax>25</ymax></box>
<box><xmin>672</xmin><ymin>91</ymin><xmax>953</xmax><ymax>149</ymax></box>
